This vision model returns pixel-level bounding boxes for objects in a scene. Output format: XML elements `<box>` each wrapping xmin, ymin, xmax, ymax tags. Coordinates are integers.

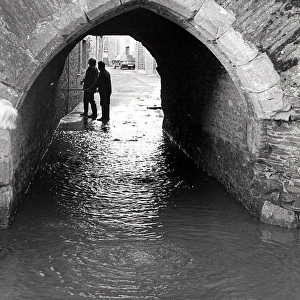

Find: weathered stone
<box><xmin>260</xmin><ymin>201</ymin><xmax>297</xmax><ymax>228</ymax></box>
<box><xmin>150</xmin><ymin>0</ymin><xmax>206</xmax><ymax>20</ymax></box>
<box><xmin>24</xmin><ymin>22</ymin><xmax>67</xmax><ymax>61</ymax></box>
<box><xmin>85</xmin><ymin>0</ymin><xmax>121</xmax><ymax>21</ymax></box>
<box><xmin>217</xmin><ymin>26</ymin><xmax>258</xmax><ymax>66</ymax></box>
<box><xmin>262</xmin><ymin>191</ymin><xmax>281</xmax><ymax>204</ymax></box>
<box><xmin>236</xmin><ymin>53</ymin><xmax>281</xmax><ymax>93</ymax></box>
<box><xmin>284</xmin><ymin>181</ymin><xmax>300</xmax><ymax>194</ymax></box>
<box><xmin>193</xmin><ymin>0</ymin><xmax>235</xmax><ymax>39</ymax></box>
<box><xmin>0</xmin><ymin>185</ymin><xmax>12</xmax><ymax>208</ymax></box>
<box><xmin>51</xmin><ymin>3</ymin><xmax>88</xmax><ymax>41</ymax></box>
<box><xmin>0</xmin><ymin>185</ymin><xmax>12</xmax><ymax>227</ymax></box>
<box><xmin>0</xmin><ymin>155</ymin><xmax>12</xmax><ymax>185</ymax></box>
<box><xmin>261</xmin><ymin>179</ymin><xmax>282</xmax><ymax>194</ymax></box>
<box><xmin>0</xmin><ymin>130</ymin><xmax>11</xmax><ymax>157</ymax></box>
<box><xmin>280</xmin><ymin>192</ymin><xmax>298</xmax><ymax>204</ymax></box>
<box><xmin>0</xmin><ymin>34</ymin><xmax>39</xmax><ymax>91</ymax></box>
<box><xmin>246</xmin><ymin>85</ymin><xmax>289</xmax><ymax>120</ymax></box>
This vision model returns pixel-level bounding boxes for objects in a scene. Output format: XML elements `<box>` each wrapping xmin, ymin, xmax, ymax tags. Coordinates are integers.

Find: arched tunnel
<box><xmin>0</xmin><ymin>0</ymin><xmax>299</xmax><ymax>228</ymax></box>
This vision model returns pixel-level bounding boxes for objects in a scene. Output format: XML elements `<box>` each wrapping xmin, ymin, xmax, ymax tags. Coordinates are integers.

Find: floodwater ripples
<box><xmin>2</xmin><ymin>101</ymin><xmax>300</xmax><ymax>299</ymax></box>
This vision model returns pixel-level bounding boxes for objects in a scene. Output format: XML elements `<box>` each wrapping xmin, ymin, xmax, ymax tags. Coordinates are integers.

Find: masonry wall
<box><xmin>3</xmin><ymin>44</ymin><xmax>82</xmax><ymax>226</ymax></box>
<box><xmin>159</xmin><ymin>38</ymin><xmax>262</xmax><ymax>215</ymax></box>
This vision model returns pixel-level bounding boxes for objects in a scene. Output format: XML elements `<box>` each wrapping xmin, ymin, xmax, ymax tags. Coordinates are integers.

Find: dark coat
<box><xmin>96</xmin><ymin>69</ymin><xmax>112</xmax><ymax>97</ymax></box>
<box><xmin>82</xmin><ymin>66</ymin><xmax>99</xmax><ymax>91</ymax></box>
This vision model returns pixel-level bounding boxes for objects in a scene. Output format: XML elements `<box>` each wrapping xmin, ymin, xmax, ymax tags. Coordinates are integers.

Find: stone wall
<box><xmin>158</xmin><ymin>33</ymin><xmax>260</xmax><ymax>215</ymax></box>
<box><xmin>0</xmin><ymin>44</ymin><xmax>83</xmax><ymax>227</ymax></box>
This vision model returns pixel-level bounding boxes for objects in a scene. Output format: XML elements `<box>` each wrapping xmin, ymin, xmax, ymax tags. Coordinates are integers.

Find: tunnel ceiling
<box><xmin>88</xmin><ymin>8</ymin><xmax>176</xmax><ymax>40</ymax></box>
<box><xmin>87</xmin><ymin>8</ymin><xmax>219</xmax><ymax>73</ymax></box>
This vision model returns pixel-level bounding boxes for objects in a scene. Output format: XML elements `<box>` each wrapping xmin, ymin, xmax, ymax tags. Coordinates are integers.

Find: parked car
<box><xmin>112</xmin><ymin>54</ymin><xmax>135</xmax><ymax>70</ymax></box>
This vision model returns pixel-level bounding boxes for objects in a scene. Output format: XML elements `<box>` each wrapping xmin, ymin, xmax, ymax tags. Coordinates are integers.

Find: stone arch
<box><xmin>1</xmin><ymin>0</ymin><xmax>286</xmax><ymax>120</ymax></box>
<box><xmin>0</xmin><ymin>0</ymin><xmax>299</xmax><ymax>227</ymax></box>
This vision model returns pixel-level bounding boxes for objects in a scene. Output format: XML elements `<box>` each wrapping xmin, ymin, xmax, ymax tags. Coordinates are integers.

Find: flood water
<box><xmin>1</xmin><ymin>70</ymin><xmax>300</xmax><ymax>300</ymax></box>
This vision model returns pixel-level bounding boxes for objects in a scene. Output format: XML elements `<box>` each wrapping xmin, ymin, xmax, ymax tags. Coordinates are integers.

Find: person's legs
<box><xmin>81</xmin><ymin>91</ymin><xmax>89</xmax><ymax>116</ymax></box>
<box><xmin>89</xmin><ymin>93</ymin><xmax>97</xmax><ymax>119</ymax></box>
<box><xmin>98</xmin><ymin>95</ymin><xmax>110</xmax><ymax>121</ymax></box>
<box><xmin>103</xmin><ymin>104</ymin><xmax>109</xmax><ymax>121</ymax></box>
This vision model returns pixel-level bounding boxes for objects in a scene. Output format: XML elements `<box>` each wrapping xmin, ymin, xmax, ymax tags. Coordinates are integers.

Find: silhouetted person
<box><xmin>91</xmin><ymin>61</ymin><xmax>112</xmax><ymax>122</ymax></box>
<box><xmin>80</xmin><ymin>58</ymin><xmax>99</xmax><ymax>119</ymax></box>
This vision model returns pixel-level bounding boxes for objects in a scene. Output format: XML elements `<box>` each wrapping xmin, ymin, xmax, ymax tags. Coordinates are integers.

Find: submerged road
<box><xmin>1</xmin><ymin>68</ymin><xmax>300</xmax><ymax>299</ymax></box>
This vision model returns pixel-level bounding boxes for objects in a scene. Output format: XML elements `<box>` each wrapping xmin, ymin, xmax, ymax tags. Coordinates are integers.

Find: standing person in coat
<box><xmin>90</xmin><ymin>61</ymin><xmax>112</xmax><ymax>122</ymax></box>
<box><xmin>80</xmin><ymin>58</ymin><xmax>99</xmax><ymax>119</ymax></box>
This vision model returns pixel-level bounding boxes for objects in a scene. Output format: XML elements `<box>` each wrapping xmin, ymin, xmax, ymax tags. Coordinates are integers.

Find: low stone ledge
<box><xmin>260</xmin><ymin>200</ymin><xmax>298</xmax><ymax>228</ymax></box>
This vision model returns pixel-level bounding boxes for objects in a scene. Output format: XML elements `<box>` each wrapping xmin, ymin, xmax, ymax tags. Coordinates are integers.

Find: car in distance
<box><xmin>112</xmin><ymin>54</ymin><xmax>135</xmax><ymax>70</ymax></box>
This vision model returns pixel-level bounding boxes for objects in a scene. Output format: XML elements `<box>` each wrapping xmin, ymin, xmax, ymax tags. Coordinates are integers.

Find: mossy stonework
<box><xmin>0</xmin><ymin>0</ymin><xmax>299</xmax><ymax>227</ymax></box>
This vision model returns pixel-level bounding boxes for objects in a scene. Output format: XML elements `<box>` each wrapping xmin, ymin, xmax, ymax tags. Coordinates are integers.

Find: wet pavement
<box><xmin>61</xmin><ymin>68</ymin><xmax>162</xmax><ymax>131</ymax></box>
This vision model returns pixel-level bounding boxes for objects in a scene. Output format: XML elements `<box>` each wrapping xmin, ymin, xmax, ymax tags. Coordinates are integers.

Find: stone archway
<box><xmin>0</xmin><ymin>0</ymin><xmax>299</xmax><ymax>227</ymax></box>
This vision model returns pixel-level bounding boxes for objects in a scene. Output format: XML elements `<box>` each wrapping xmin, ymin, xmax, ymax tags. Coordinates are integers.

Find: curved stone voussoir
<box><xmin>25</xmin><ymin>21</ymin><xmax>67</xmax><ymax>62</ymax></box>
<box><xmin>85</xmin><ymin>0</ymin><xmax>123</xmax><ymax>22</ymax></box>
<box><xmin>236</xmin><ymin>53</ymin><xmax>281</xmax><ymax>93</ymax></box>
<box><xmin>50</xmin><ymin>3</ymin><xmax>90</xmax><ymax>41</ymax></box>
<box><xmin>148</xmin><ymin>0</ymin><xmax>206</xmax><ymax>20</ymax></box>
<box><xmin>192</xmin><ymin>0</ymin><xmax>235</xmax><ymax>40</ymax></box>
<box><xmin>247</xmin><ymin>85</ymin><xmax>290</xmax><ymax>120</ymax></box>
<box><xmin>217</xmin><ymin>26</ymin><xmax>258</xmax><ymax>66</ymax></box>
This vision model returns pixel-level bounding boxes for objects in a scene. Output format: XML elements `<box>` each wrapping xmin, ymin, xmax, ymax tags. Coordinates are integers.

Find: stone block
<box><xmin>0</xmin><ymin>185</ymin><xmax>12</xmax><ymax>208</ymax></box>
<box><xmin>0</xmin><ymin>155</ymin><xmax>12</xmax><ymax>185</ymax></box>
<box><xmin>280</xmin><ymin>192</ymin><xmax>299</xmax><ymax>204</ymax></box>
<box><xmin>149</xmin><ymin>0</ymin><xmax>206</xmax><ymax>20</ymax></box>
<box><xmin>24</xmin><ymin>22</ymin><xmax>66</xmax><ymax>61</ymax></box>
<box><xmin>217</xmin><ymin>26</ymin><xmax>258</xmax><ymax>66</ymax></box>
<box><xmin>0</xmin><ymin>34</ymin><xmax>39</xmax><ymax>91</ymax></box>
<box><xmin>236</xmin><ymin>53</ymin><xmax>280</xmax><ymax>93</ymax></box>
<box><xmin>0</xmin><ymin>130</ymin><xmax>11</xmax><ymax>157</ymax></box>
<box><xmin>51</xmin><ymin>3</ymin><xmax>88</xmax><ymax>41</ymax></box>
<box><xmin>260</xmin><ymin>200</ymin><xmax>297</xmax><ymax>228</ymax></box>
<box><xmin>247</xmin><ymin>85</ymin><xmax>289</xmax><ymax>120</ymax></box>
<box><xmin>0</xmin><ymin>185</ymin><xmax>12</xmax><ymax>228</ymax></box>
<box><xmin>192</xmin><ymin>0</ymin><xmax>235</xmax><ymax>39</ymax></box>
<box><xmin>85</xmin><ymin>0</ymin><xmax>121</xmax><ymax>21</ymax></box>
<box><xmin>0</xmin><ymin>83</ymin><xmax>20</xmax><ymax>107</ymax></box>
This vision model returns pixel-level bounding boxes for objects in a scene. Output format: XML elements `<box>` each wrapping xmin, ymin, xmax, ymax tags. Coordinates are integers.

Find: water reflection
<box><xmin>2</xmin><ymin>75</ymin><xmax>300</xmax><ymax>299</ymax></box>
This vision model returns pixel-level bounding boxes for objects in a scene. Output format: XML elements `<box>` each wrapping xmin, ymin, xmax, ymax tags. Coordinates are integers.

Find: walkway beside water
<box><xmin>61</xmin><ymin>68</ymin><xmax>162</xmax><ymax>130</ymax></box>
